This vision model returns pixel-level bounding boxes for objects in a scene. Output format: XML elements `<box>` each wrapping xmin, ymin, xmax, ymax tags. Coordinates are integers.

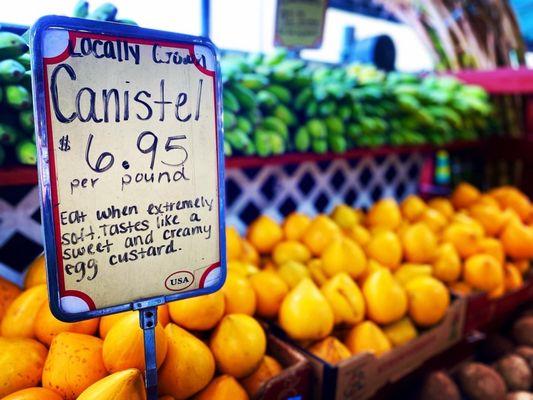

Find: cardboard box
<box><xmin>462</xmin><ymin>278</ymin><xmax>533</xmax><ymax>334</ymax></box>
<box><xmin>288</xmin><ymin>298</ymin><xmax>466</xmax><ymax>400</ymax></box>
<box><xmin>254</xmin><ymin>333</ymin><xmax>314</xmax><ymax>400</ymax></box>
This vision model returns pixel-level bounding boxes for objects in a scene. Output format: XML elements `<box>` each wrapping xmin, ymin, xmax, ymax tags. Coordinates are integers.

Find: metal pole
<box><xmin>135</xmin><ymin>299</ymin><xmax>162</xmax><ymax>400</ymax></box>
<box><xmin>201</xmin><ymin>0</ymin><xmax>210</xmax><ymax>38</ymax></box>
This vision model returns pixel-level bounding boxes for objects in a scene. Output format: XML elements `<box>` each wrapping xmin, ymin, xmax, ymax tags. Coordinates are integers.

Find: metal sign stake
<box><xmin>135</xmin><ymin>300</ymin><xmax>161</xmax><ymax>400</ymax></box>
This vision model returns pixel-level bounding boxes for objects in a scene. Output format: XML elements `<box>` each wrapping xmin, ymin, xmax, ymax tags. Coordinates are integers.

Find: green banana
<box><xmin>262</xmin><ymin>117</ymin><xmax>288</xmax><ymax>140</ymax></box>
<box><xmin>226</xmin><ymin>128</ymin><xmax>251</xmax><ymax>151</ymax></box>
<box><xmin>5</xmin><ymin>85</ymin><xmax>31</xmax><ymax>110</ymax></box>
<box><xmin>236</xmin><ymin>116</ymin><xmax>252</xmax><ymax>134</ymax></box>
<box><xmin>16</xmin><ymin>139</ymin><xmax>37</xmax><ymax>165</ymax></box>
<box><xmin>19</xmin><ymin>110</ymin><xmax>34</xmax><ymax>133</ymax></box>
<box><xmin>270</xmin><ymin>133</ymin><xmax>285</xmax><ymax>155</ymax></box>
<box><xmin>224</xmin><ymin>140</ymin><xmax>232</xmax><ymax>156</ymax></box>
<box><xmin>311</xmin><ymin>138</ymin><xmax>328</xmax><ymax>154</ymax></box>
<box><xmin>307</xmin><ymin>119</ymin><xmax>327</xmax><ymax>139</ymax></box>
<box><xmin>273</xmin><ymin>104</ymin><xmax>297</xmax><ymax>127</ymax></box>
<box><xmin>0</xmin><ymin>32</ymin><xmax>28</xmax><ymax>60</ymax></box>
<box><xmin>294</xmin><ymin>127</ymin><xmax>310</xmax><ymax>152</ymax></box>
<box><xmin>254</xmin><ymin>130</ymin><xmax>273</xmax><ymax>157</ymax></box>
<box><xmin>88</xmin><ymin>3</ymin><xmax>118</xmax><ymax>21</ymax></box>
<box><xmin>223</xmin><ymin>89</ymin><xmax>240</xmax><ymax>113</ymax></box>
<box><xmin>241</xmin><ymin>73</ymin><xmax>268</xmax><ymax>90</ymax></box>
<box><xmin>294</xmin><ymin>87</ymin><xmax>312</xmax><ymax>110</ymax></box>
<box><xmin>231</xmin><ymin>83</ymin><xmax>256</xmax><ymax>111</ymax></box>
<box><xmin>15</xmin><ymin>53</ymin><xmax>31</xmax><ymax>70</ymax></box>
<box><xmin>0</xmin><ymin>123</ymin><xmax>20</xmax><ymax>145</ymax></box>
<box><xmin>223</xmin><ymin>111</ymin><xmax>237</xmax><ymax>130</ymax></box>
<box><xmin>325</xmin><ymin>116</ymin><xmax>344</xmax><ymax>136</ymax></box>
<box><xmin>0</xmin><ymin>59</ymin><xmax>26</xmax><ymax>84</ymax></box>
<box><xmin>265</xmin><ymin>85</ymin><xmax>291</xmax><ymax>104</ymax></box>
<box><xmin>73</xmin><ymin>0</ymin><xmax>89</xmax><ymax>18</ymax></box>
<box><xmin>328</xmin><ymin>134</ymin><xmax>347</xmax><ymax>154</ymax></box>
<box><xmin>256</xmin><ymin>90</ymin><xmax>277</xmax><ymax>109</ymax></box>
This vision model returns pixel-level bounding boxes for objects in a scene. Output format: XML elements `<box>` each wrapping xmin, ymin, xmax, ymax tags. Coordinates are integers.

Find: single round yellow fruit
<box><xmin>282</xmin><ymin>212</ymin><xmax>311</xmax><ymax>241</ymax></box>
<box><xmin>247</xmin><ymin>215</ymin><xmax>283</xmax><ymax>254</ymax></box>
<box><xmin>195</xmin><ymin>375</ymin><xmax>248</xmax><ymax>400</ymax></box>
<box><xmin>249</xmin><ymin>270</ymin><xmax>288</xmax><ymax>318</ymax></box>
<box><xmin>382</xmin><ymin>317</ymin><xmax>418</xmax><ymax>347</ymax></box>
<box><xmin>490</xmin><ymin>186</ymin><xmax>531</xmax><ymax>221</ymax></box>
<box><xmin>277</xmin><ymin>260</ymin><xmax>310</xmax><ymax>288</ymax></box>
<box><xmin>42</xmin><ymin>333</ymin><xmax>107</xmax><ymax>400</ymax></box>
<box><xmin>226</xmin><ymin>227</ymin><xmax>244</xmax><ymax>261</ymax></box>
<box><xmin>240</xmin><ymin>355</ymin><xmax>283</xmax><ymax>397</ymax></box>
<box><xmin>35</xmin><ymin>302</ymin><xmax>99</xmax><ymax>346</ymax></box>
<box><xmin>501</xmin><ymin>219</ymin><xmax>533</xmax><ymax>259</ymax></box>
<box><xmin>345</xmin><ymin>321</ymin><xmax>391</xmax><ymax>356</ymax></box>
<box><xmin>168</xmin><ymin>291</ymin><xmax>225</xmax><ymax>330</ymax></box>
<box><xmin>0</xmin><ymin>276</ymin><xmax>21</xmax><ymax>322</ymax></box>
<box><xmin>404</xmin><ymin>276</ymin><xmax>450</xmax><ymax>327</ymax></box>
<box><xmin>321</xmin><ymin>272</ymin><xmax>365</xmax><ymax>325</ymax></box>
<box><xmin>363</xmin><ymin>269</ymin><xmax>407</xmax><ymax>325</ymax></box>
<box><xmin>321</xmin><ymin>238</ymin><xmax>367</xmax><ymax>279</ymax></box>
<box><xmin>432</xmin><ymin>243</ymin><xmax>461</xmax><ymax>283</ymax></box>
<box><xmin>159</xmin><ymin>323</ymin><xmax>215</xmax><ymax>399</ymax></box>
<box><xmin>428</xmin><ymin>197</ymin><xmax>455</xmax><ymax>220</ymax></box>
<box><xmin>221</xmin><ymin>271</ymin><xmax>256</xmax><ymax>315</ymax></box>
<box><xmin>469</xmin><ymin>203</ymin><xmax>506</xmax><ymax>237</ymax></box>
<box><xmin>241</xmin><ymin>239</ymin><xmax>260</xmax><ymax>266</ymax></box>
<box><xmin>302</xmin><ymin>215</ymin><xmax>342</xmax><ymax>256</ymax></box>
<box><xmin>346</xmin><ymin>224</ymin><xmax>371</xmax><ymax>247</ymax></box>
<box><xmin>103</xmin><ymin>312</ymin><xmax>168</xmax><ymax>373</ymax></box>
<box><xmin>477</xmin><ymin>237</ymin><xmax>505</xmax><ymax>265</ymax></box>
<box><xmin>418</xmin><ymin>208</ymin><xmax>447</xmax><ymax>233</ymax></box>
<box><xmin>401</xmin><ymin>195</ymin><xmax>427</xmax><ymax>222</ymax></box>
<box><xmin>393</xmin><ymin>264</ymin><xmax>432</xmax><ymax>287</ymax></box>
<box><xmin>210</xmin><ymin>314</ymin><xmax>266</xmax><ymax>378</ymax></box>
<box><xmin>443</xmin><ymin>222</ymin><xmax>483</xmax><ymax>259</ymax></box>
<box><xmin>331</xmin><ymin>204</ymin><xmax>360</xmax><ymax>229</ymax></box>
<box><xmin>2</xmin><ymin>387</ymin><xmax>63</xmax><ymax>400</ymax></box>
<box><xmin>309</xmin><ymin>336</ymin><xmax>352</xmax><ymax>364</ymax></box>
<box><xmin>504</xmin><ymin>263</ymin><xmax>524</xmax><ymax>292</ymax></box>
<box><xmin>366</xmin><ymin>198</ymin><xmax>402</xmax><ymax>230</ymax></box>
<box><xmin>273</xmin><ymin>240</ymin><xmax>311</xmax><ymax>265</ymax></box>
<box><xmin>0</xmin><ymin>337</ymin><xmax>48</xmax><ymax>398</ymax></box>
<box><xmin>451</xmin><ymin>182</ymin><xmax>481</xmax><ymax>210</ymax></box>
<box><xmin>464</xmin><ymin>254</ymin><xmax>504</xmax><ymax>292</ymax></box>
<box><xmin>365</xmin><ymin>230</ymin><xmax>402</xmax><ymax>270</ymax></box>
<box><xmin>279</xmin><ymin>279</ymin><xmax>334</xmax><ymax>340</ymax></box>
<box><xmin>24</xmin><ymin>254</ymin><xmax>47</xmax><ymax>289</ymax></box>
<box><xmin>77</xmin><ymin>368</ymin><xmax>146</xmax><ymax>400</ymax></box>
<box><xmin>401</xmin><ymin>223</ymin><xmax>437</xmax><ymax>263</ymax></box>
<box><xmin>1</xmin><ymin>284</ymin><xmax>47</xmax><ymax>338</ymax></box>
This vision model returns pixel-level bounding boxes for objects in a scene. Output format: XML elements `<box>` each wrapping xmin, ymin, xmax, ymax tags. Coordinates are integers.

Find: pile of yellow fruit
<box><xmin>227</xmin><ymin>183</ymin><xmax>532</xmax><ymax>364</ymax></box>
<box><xmin>0</xmin><ymin>257</ymin><xmax>284</xmax><ymax>399</ymax></box>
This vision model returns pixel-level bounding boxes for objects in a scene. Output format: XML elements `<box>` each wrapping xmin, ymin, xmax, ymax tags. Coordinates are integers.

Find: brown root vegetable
<box><xmin>479</xmin><ymin>334</ymin><xmax>515</xmax><ymax>362</ymax></box>
<box><xmin>419</xmin><ymin>371</ymin><xmax>461</xmax><ymax>400</ymax></box>
<box><xmin>457</xmin><ymin>362</ymin><xmax>507</xmax><ymax>400</ymax></box>
<box><xmin>515</xmin><ymin>346</ymin><xmax>533</xmax><ymax>371</ymax></box>
<box><xmin>506</xmin><ymin>392</ymin><xmax>533</xmax><ymax>400</ymax></box>
<box><xmin>495</xmin><ymin>355</ymin><xmax>532</xmax><ymax>391</ymax></box>
<box><xmin>512</xmin><ymin>317</ymin><xmax>533</xmax><ymax>347</ymax></box>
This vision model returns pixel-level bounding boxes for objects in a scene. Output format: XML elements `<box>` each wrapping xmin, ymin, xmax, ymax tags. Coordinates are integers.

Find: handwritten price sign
<box><xmin>31</xmin><ymin>17</ymin><xmax>225</xmax><ymax>321</ymax></box>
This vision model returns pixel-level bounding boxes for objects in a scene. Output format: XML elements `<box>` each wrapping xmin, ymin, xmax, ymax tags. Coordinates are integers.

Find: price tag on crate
<box><xmin>30</xmin><ymin>16</ymin><xmax>226</xmax><ymax>322</ymax></box>
<box><xmin>274</xmin><ymin>0</ymin><xmax>328</xmax><ymax>49</ymax></box>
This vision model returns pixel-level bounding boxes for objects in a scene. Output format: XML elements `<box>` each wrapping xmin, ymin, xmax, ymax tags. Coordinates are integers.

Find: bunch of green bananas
<box><xmin>0</xmin><ymin>1</ymin><xmax>136</xmax><ymax>167</ymax></box>
<box><xmin>222</xmin><ymin>50</ymin><xmax>493</xmax><ymax>157</ymax></box>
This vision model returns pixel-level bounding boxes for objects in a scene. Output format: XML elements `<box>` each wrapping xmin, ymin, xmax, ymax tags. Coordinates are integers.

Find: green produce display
<box><xmin>222</xmin><ymin>51</ymin><xmax>493</xmax><ymax>157</ymax></box>
<box><xmin>0</xmin><ymin>1</ymin><xmax>136</xmax><ymax>167</ymax></box>
<box><xmin>0</xmin><ymin>4</ymin><xmax>493</xmax><ymax>167</ymax></box>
